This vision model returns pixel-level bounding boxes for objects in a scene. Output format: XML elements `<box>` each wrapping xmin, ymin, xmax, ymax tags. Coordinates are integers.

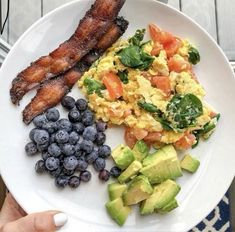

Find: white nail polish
<box><xmin>54</xmin><ymin>213</ymin><xmax>68</xmax><ymax>227</ymax></box>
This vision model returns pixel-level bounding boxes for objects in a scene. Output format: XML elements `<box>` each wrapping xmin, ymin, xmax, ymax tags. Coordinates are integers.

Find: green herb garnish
<box><xmin>188</xmin><ymin>46</ymin><xmax>200</xmax><ymax>65</ymax></box>
<box><xmin>118</xmin><ymin>70</ymin><xmax>129</xmax><ymax>84</ymax></box>
<box><xmin>84</xmin><ymin>77</ymin><xmax>105</xmax><ymax>96</ymax></box>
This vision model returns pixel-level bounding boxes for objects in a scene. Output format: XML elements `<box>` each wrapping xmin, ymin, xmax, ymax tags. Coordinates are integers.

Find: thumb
<box><xmin>1</xmin><ymin>211</ymin><xmax>68</xmax><ymax>232</ymax></box>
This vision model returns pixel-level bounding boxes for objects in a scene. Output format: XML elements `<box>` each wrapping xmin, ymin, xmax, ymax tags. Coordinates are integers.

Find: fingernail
<box><xmin>54</xmin><ymin>213</ymin><xmax>68</xmax><ymax>227</ymax></box>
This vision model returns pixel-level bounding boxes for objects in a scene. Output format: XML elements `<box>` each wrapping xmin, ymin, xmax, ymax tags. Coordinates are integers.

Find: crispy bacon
<box><xmin>10</xmin><ymin>0</ymin><xmax>126</xmax><ymax>105</ymax></box>
<box><xmin>22</xmin><ymin>17</ymin><xmax>129</xmax><ymax>124</ymax></box>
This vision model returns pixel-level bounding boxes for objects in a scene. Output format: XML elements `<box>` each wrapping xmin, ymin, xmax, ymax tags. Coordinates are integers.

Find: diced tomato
<box><xmin>209</xmin><ymin>111</ymin><xmax>217</xmax><ymax>118</ymax></box>
<box><xmin>151</xmin><ymin>42</ymin><xmax>163</xmax><ymax>56</ymax></box>
<box><xmin>164</xmin><ymin>39</ymin><xmax>182</xmax><ymax>57</ymax></box>
<box><xmin>132</xmin><ymin>128</ymin><xmax>148</xmax><ymax>141</ymax></box>
<box><xmin>168</xmin><ymin>57</ymin><xmax>191</xmax><ymax>73</ymax></box>
<box><xmin>124</xmin><ymin>127</ymin><xmax>137</xmax><ymax>149</ymax></box>
<box><xmin>103</xmin><ymin>72</ymin><xmax>123</xmax><ymax>100</ymax></box>
<box><xmin>174</xmin><ymin>133</ymin><xmax>196</xmax><ymax>150</ymax></box>
<box><xmin>143</xmin><ymin>132</ymin><xmax>162</xmax><ymax>144</ymax></box>
<box><xmin>151</xmin><ymin>76</ymin><xmax>172</xmax><ymax>97</ymax></box>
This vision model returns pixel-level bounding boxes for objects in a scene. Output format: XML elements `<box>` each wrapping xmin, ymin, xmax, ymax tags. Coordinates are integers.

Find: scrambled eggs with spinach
<box><xmin>78</xmin><ymin>25</ymin><xmax>219</xmax><ymax>149</ymax></box>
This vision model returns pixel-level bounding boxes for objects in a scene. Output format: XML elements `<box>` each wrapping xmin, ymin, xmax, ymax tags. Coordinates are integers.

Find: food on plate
<box><xmin>106</xmin><ymin>143</ymin><xmax>182</xmax><ymax>226</ymax></box>
<box><xmin>22</xmin><ymin>17</ymin><xmax>129</xmax><ymax>124</ymax></box>
<box><xmin>10</xmin><ymin>0</ymin><xmax>126</xmax><ymax>105</ymax></box>
<box><xmin>180</xmin><ymin>154</ymin><xmax>200</xmax><ymax>173</ymax></box>
<box><xmin>25</xmin><ymin>97</ymin><xmax>114</xmax><ymax>188</ymax></box>
<box><xmin>79</xmin><ymin>24</ymin><xmax>220</xmax><ymax>150</ymax></box>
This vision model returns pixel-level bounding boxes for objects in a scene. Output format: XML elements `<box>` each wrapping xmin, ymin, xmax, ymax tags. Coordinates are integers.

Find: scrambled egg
<box><xmin>78</xmin><ymin>32</ymin><xmax>216</xmax><ymax>145</ymax></box>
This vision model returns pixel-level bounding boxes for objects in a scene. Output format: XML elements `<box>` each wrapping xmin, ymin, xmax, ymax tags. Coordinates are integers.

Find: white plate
<box><xmin>0</xmin><ymin>0</ymin><xmax>235</xmax><ymax>231</ymax></box>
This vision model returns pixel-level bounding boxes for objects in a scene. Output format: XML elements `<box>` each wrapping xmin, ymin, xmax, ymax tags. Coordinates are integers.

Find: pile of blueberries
<box><xmin>25</xmin><ymin>97</ymin><xmax>122</xmax><ymax>188</ymax></box>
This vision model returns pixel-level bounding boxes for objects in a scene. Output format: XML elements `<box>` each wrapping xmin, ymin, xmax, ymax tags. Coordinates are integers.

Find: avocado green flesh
<box><xmin>123</xmin><ymin>175</ymin><xmax>153</xmax><ymax>205</ymax></box>
<box><xmin>111</xmin><ymin>144</ymin><xmax>135</xmax><ymax>170</ymax></box>
<box><xmin>106</xmin><ymin>198</ymin><xmax>131</xmax><ymax>226</ymax></box>
<box><xmin>132</xmin><ymin>140</ymin><xmax>149</xmax><ymax>161</ymax></box>
<box><xmin>142</xmin><ymin>149</ymin><xmax>165</xmax><ymax>166</ymax></box>
<box><xmin>118</xmin><ymin>160</ymin><xmax>142</xmax><ymax>183</ymax></box>
<box><xmin>140</xmin><ymin>179</ymin><xmax>180</xmax><ymax>215</ymax></box>
<box><xmin>180</xmin><ymin>154</ymin><xmax>200</xmax><ymax>173</ymax></box>
<box><xmin>108</xmin><ymin>183</ymin><xmax>127</xmax><ymax>201</ymax></box>
<box><xmin>157</xmin><ymin>198</ymin><xmax>178</xmax><ymax>214</ymax></box>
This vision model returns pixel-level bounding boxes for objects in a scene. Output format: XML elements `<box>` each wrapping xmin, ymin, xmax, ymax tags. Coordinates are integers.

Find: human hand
<box><xmin>0</xmin><ymin>193</ymin><xmax>67</xmax><ymax>232</ymax></box>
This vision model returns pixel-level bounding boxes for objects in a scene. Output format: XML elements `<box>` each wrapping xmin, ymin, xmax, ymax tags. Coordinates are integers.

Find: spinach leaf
<box><xmin>167</xmin><ymin>94</ymin><xmax>203</xmax><ymax>129</ymax></box>
<box><xmin>138</xmin><ymin>100</ymin><xmax>160</xmax><ymax>113</ymax></box>
<box><xmin>118</xmin><ymin>45</ymin><xmax>154</xmax><ymax>70</ymax></box>
<box><xmin>128</xmin><ymin>29</ymin><xmax>145</xmax><ymax>46</ymax></box>
<box><xmin>84</xmin><ymin>77</ymin><xmax>105</xmax><ymax>96</ymax></box>
<box><xmin>118</xmin><ymin>70</ymin><xmax>129</xmax><ymax>84</ymax></box>
<box><xmin>188</xmin><ymin>46</ymin><xmax>200</xmax><ymax>65</ymax></box>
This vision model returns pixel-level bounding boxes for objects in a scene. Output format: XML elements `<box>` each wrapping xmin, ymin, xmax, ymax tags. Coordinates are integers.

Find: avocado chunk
<box><xmin>157</xmin><ymin>198</ymin><xmax>178</xmax><ymax>214</ymax></box>
<box><xmin>180</xmin><ymin>154</ymin><xmax>200</xmax><ymax>173</ymax></box>
<box><xmin>132</xmin><ymin>140</ymin><xmax>149</xmax><ymax>161</ymax></box>
<box><xmin>108</xmin><ymin>182</ymin><xmax>127</xmax><ymax>201</ymax></box>
<box><xmin>112</xmin><ymin>144</ymin><xmax>135</xmax><ymax>170</ymax></box>
<box><xmin>123</xmin><ymin>175</ymin><xmax>153</xmax><ymax>206</ymax></box>
<box><xmin>140</xmin><ymin>146</ymin><xmax>182</xmax><ymax>184</ymax></box>
<box><xmin>118</xmin><ymin>160</ymin><xmax>142</xmax><ymax>183</ymax></box>
<box><xmin>106</xmin><ymin>198</ymin><xmax>131</xmax><ymax>226</ymax></box>
<box><xmin>140</xmin><ymin>179</ymin><xmax>180</xmax><ymax>215</ymax></box>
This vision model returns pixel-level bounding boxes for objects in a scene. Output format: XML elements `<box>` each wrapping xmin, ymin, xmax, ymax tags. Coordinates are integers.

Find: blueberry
<box><xmin>61</xmin><ymin>96</ymin><xmax>75</xmax><ymax>110</ymax></box>
<box><xmin>93</xmin><ymin>158</ymin><xmax>106</xmax><ymax>172</ymax></box>
<box><xmin>99</xmin><ymin>169</ymin><xmax>110</xmax><ymax>181</ymax></box>
<box><xmin>98</xmin><ymin>145</ymin><xmax>111</xmax><ymax>158</ymax></box>
<box><xmin>41</xmin><ymin>152</ymin><xmax>51</xmax><ymax>161</ymax></box>
<box><xmin>62</xmin><ymin>144</ymin><xmax>75</xmax><ymax>156</ymax></box>
<box><xmin>45</xmin><ymin>157</ymin><xmax>60</xmax><ymax>171</ymax></box>
<box><xmin>96</xmin><ymin>121</ymin><xmax>107</xmax><ymax>132</ymax></box>
<box><xmin>46</xmin><ymin>108</ymin><xmax>60</xmax><ymax>122</ymax></box>
<box><xmin>82</xmin><ymin>126</ymin><xmax>97</xmax><ymax>142</ymax></box>
<box><xmin>80</xmin><ymin>170</ymin><xmax>91</xmax><ymax>182</ymax></box>
<box><xmin>63</xmin><ymin>168</ymin><xmax>75</xmax><ymax>176</ymax></box>
<box><xmin>49</xmin><ymin>166</ymin><xmax>62</xmax><ymax>178</ymax></box>
<box><xmin>68</xmin><ymin>109</ymin><xmax>81</xmax><ymax>123</ymax></box>
<box><xmin>50</xmin><ymin>133</ymin><xmax>56</xmax><ymax>144</ymax></box>
<box><xmin>95</xmin><ymin>132</ymin><xmax>106</xmax><ymax>145</ymax></box>
<box><xmin>34</xmin><ymin>129</ymin><xmax>50</xmax><ymax>145</ymax></box>
<box><xmin>58</xmin><ymin>119</ymin><xmax>72</xmax><ymax>132</ymax></box>
<box><xmin>55</xmin><ymin>175</ymin><xmax>69</xmax><ymax>188</ymax></box>
<box><xmin>48</xmin><ymin>143</ymin><xmax>61</xmax><ymax>157</ymax></box>
<box><xmin>76</xmin><ymin>159</ymin><xmax>88</xmax><ymax>171</ymax></box>
<box><xmin>75</xmin><ymin>99</ymin><xmax>88</xmax><ymax>111</ymax></box>
<box><xmin>74</xmin><ymin>143</ymin><xmax>82</xmax><ymax>157</ymax></box>
<box><xmin>29</xmin><ymin>128</ymin><xmax>40</xmax><ymax>142</ymax></box>
<box><xmin>86</xmin><ymin>150</ymin><xmax>98</xmax><ymax>164</ymax></box>
<box><xmin>80</xmin><ymin>140</ymin><xmax>94</xmax><ymax>154</ymax></box>
<box><xmin>37</xmin><ymin>142</ymin><xmax>50</xmax><ymax>152</ymax></box>
<box><xmin>69</xmin><ymin>176</ymin><xmax>80</xmax><ymax>188</ymax></box>
<box><xmin>69</xmin><ymin>131</ymin><xmax>80</xmax><ymax>145</ymax></box>
<box><xmin>73</xmin><ymin>123</ymin><xmax>85</xmax><ymax>134</ymax></box>
<box><xmin>42</xmin><ymin>121</ymin><xmax>58</xmax><ymax>134</ymax></box>
<box><xmin>35</xmin><ymin>160</ymin><xmax>46</xmax><ymax>174</ymax></box>
<box><xmin>55</xmin><ymin>130</ymin><xmax>69</xmax><ymax>144</ymax></box>
<box><xmin>82</xmin><ymin>110</ymin><xmax>94</xmax><ymax>126</ymax></box>
<box><xmin>110</xmin><ymin>166</ymin><xmax>121</xmax><ymax>178</ymax></box>
<box><xmin>25</xmin><ymin>142</ymin><xmax>38</xmax><ymax>156</ymax></box>
<box><xmin>63</xmin><ymin>156</ymin><xmax>78</xmax><ymax>170</ymax></box>
<box><xmin>33</xmin><ymin>115</ymin><xmax>48</xmax><ymax>128</ymax></box>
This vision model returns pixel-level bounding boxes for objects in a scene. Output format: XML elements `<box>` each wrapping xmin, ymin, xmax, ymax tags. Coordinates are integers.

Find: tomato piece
<box><xmin>164</xmin><ymin>39</ymin><xmax>182</xmax><ymax>57</ymax></box>
<box><xmin>151</xmin><ymin>76</ymin><xmax>172</xmax><ymax>97</ymax></box>
<box><xmin>103</xmin><ymin>72</ymin><xmax>123</xmax><ymax>100</ymax></box>
<box><xmin>151</xmin><ymin>42</ymin><xmax>163</xmax><ymax>56</ymax></box>
<box><xmin>124</xmin><ymin>127</ymin><xmax>137</xmax><ymax>149</ymax></box>
<box><xmin>144</xmin><ymin>132</ymin><xmax>162</xmax><ymax>143</ymax></box>
<box><xmin>132</xmin><ymin>128</ymin><xmax>148</xmax><ymax>141</ymax></box>
<box><xmin>174</xmin><ymin>133</ymin><xmax>196</xmax><ymax>150</ymax></box>
<box><xmin>168</xmin><ymin>57</ymin><xmax>191</xmax><ymax>73</ymax></box>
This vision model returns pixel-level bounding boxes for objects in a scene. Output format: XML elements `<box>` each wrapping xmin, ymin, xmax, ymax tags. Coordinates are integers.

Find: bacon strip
<box><xmin>22</xmin><ymin>17</ymin><xmax>129</xmax><ymax>124</ymax></box>
<box><xmin>10</xmin><ymin>0</ymin><xmax>126</xmax><ymax>105</ymax></box>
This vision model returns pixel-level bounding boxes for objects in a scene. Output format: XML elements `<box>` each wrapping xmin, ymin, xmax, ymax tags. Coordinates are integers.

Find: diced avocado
<box><xmin>142</xmin><ymin>149</ymin><xmax>165</xmax><ymax>166</ymax></box>
<box><xmin>108</xmin><ymin>182</ymin><xmax>127</xmax><ymax>201</ymax></box>
<box><xmin>105</xmin><ymin>198</ymin><xmax>131</xmax><ymax>226</ymax></box>
<box><xmin>118</xmin><ymin>161</ymin><xmax>142</xmax><ymax>183</ymax></box>
<box><xmin>140</xmin><ymin>148</ymin><xmax>182</xmax><ymax>184</ymax></box>
<box><xmin>140</xmin><ymin>179</ymin><xmax>180</xmax><ymax>215</ymax></box>
<box><xmin>123</xmin><ymin>175</ymin><xmax>153</xmax><ymax>206</ymax></box>
<box><xmin>180</xmin><ymin>154</ymin><xmax>200</xmax><ymax>173</ymax></box>
<box><xmin>112</xmin><ymin>144</ymin><xmax>135</xmax><ymax>170</ymax></box>
<box><xmin>132</xmin><ymin>140</ymin><xmax>149</xmax><ymax>161</ymax></box>
<box><xmin>157</xmin><ymin>198</ymin><xmax>178</xmax><ymax>214</ymax></box>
